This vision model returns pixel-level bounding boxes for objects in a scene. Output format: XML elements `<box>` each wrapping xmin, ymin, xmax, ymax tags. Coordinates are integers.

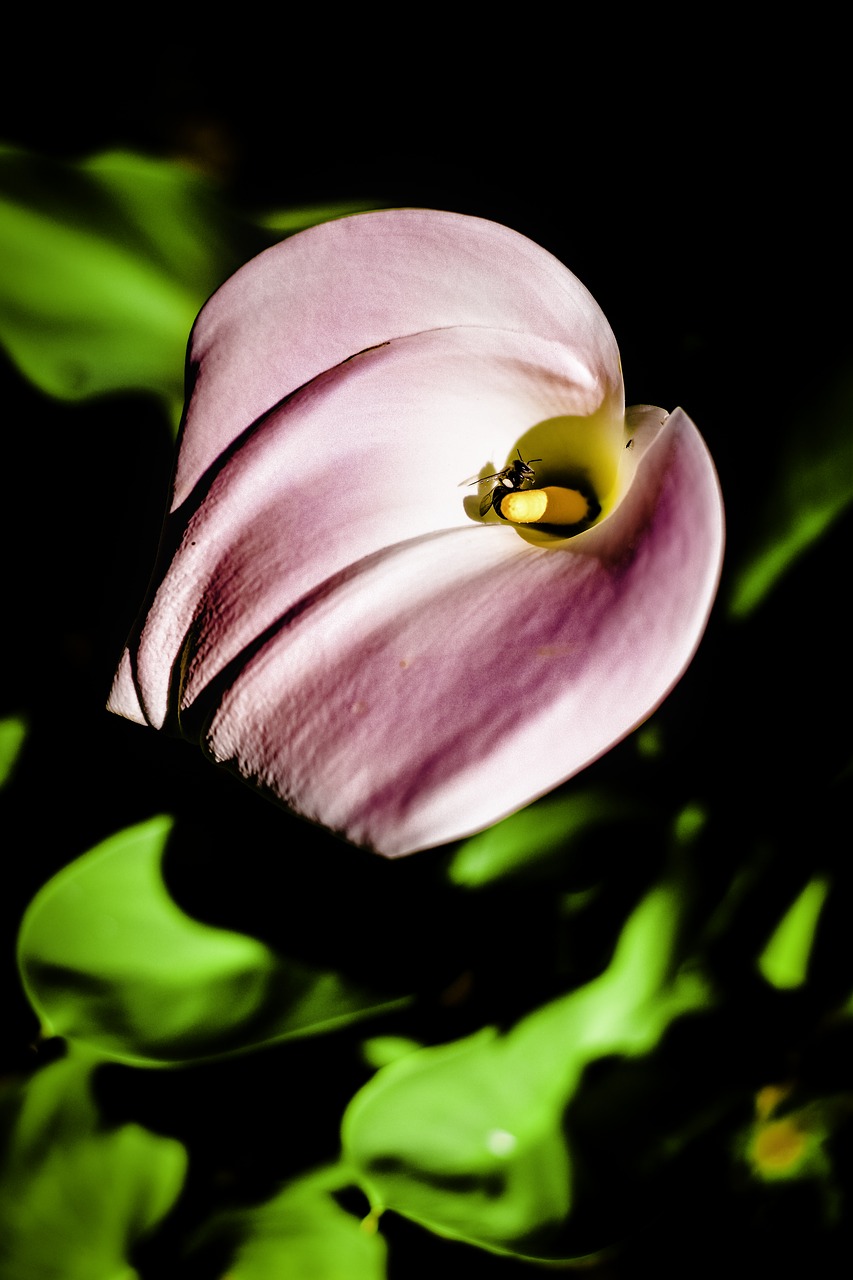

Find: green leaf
<box><xmin>758</xmin><ymin>875</ymin><xmax>831</xmax><ymax>990</ymax></box>
<box><xmin>446</xmin><ymin>789</ymin><xmax>647</xmax><ymax>888</ymax></box>
<box><xmin>0</xmin><ymin>147</ymin><xmax>245</xmax><ymax>421</ymax></box>
<box><xmin>0</xmin><ymin>714</ymin><xmax>27</xmax><ymax>788</ymax></box>
<box><xmin>0</xmin><ymin>1054</ymin><xmax>186</xmax><ymax>1280</ymax></box>
<box><xmin>342</xmin><ymin>880</ymin><xmax>713</xmax><ymax>1260</ymax></box>
<box><xmin>361</xmin><ymin>1037</ymin><xmax>424</xmax><ymax>1070</ymax></box>
<box><xmin>256</xmin><ymin>201</ymin><xmax>385</xmax><ymax>234</ymax></box>
<box><xmin>193</xmin><ymin>1166</ymin><xmax>386</xmax><ymax>1280</ymax></box>
<box><xmin>17</xmin><ymin>817</ymin><xmax>408</xmax><ymax>1066</ymax></box>
<box><xmin>728</xmin><ymin>372</ymin><xmax>853</xmax><ymax>617</ymax></box>
<box><xmin>0</xmin><ymin>147</ymin><xmax>384</xmax><ymax>429</ymax></box>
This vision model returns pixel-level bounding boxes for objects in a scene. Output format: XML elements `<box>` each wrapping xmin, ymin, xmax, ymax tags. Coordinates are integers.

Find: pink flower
<box><xmin>108</xmin><ymin>210</ymin><xmax>724</xmax><ymax>857</ymax></box>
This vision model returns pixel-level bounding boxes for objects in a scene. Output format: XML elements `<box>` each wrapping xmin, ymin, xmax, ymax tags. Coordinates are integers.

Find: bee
<box><xmin>469</xmin><ymin>449</ymin><xmax>542</xmax><ymax>518</ymax></box>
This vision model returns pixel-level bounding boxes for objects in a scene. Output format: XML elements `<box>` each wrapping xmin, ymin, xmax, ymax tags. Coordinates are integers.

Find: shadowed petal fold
<box><xmin>198</xmin><ymin>409</ymin><xmax>722</xmax><ymax>855</ymax></box>
<box><xmin>108</xmin><ymin>211</ymin><xmax>723</xmax><ymax>857</ymax></box>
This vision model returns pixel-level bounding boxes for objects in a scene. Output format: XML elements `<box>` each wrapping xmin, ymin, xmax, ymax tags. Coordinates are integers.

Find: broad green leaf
<box><xmin>728</xmin><ymin>372</ymin><xmax>853</xmax><ymax>617</ymax></box>
<box><xmin>0</xmin><ymin>1054</ymin><xmax>186</xmax><ymax>1280</ymax></box>
<box><xmin>0</xmin><ymin>147</ymin><xmax>246</xmax><ymax>421</ymax></box>
<box><xmin>17</xmin><ymin>817</ymin><xmax>408</xmax><ymax>1066</ymax></box>
<box><xmin>758</xmin><ymin>875</ymin><xmax>831</xmax><ymax>990</ymax></box>
<box><xmin>446</xmin><ymin>789</ymin><xmax>647</xmax><ymax>888</ymax></box>
<box><xmin>0</xmin><ymin>146</ymin><xmax>383</xmax><ymax>428</ymax></box>
<box><xmin>0</xmin><ymin>713</ymin><xmax>27</xmax><ymax>787</ymax></box>
<box><xmin>343</xmin><ymin>880</ymin><xmax>713</xmax><ymax>1259</ymax></box>
<box><xmin>192</xmin><ymin>1166</ymin><xmax>386</xmax><ymax>1280</ymax></box>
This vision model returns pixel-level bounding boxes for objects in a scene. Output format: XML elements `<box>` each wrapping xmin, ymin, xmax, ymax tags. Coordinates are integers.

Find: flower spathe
<box><xmin>108</xmin><ymin>210</ymin><xmax>724</xmax><ymax>857</ymax></box>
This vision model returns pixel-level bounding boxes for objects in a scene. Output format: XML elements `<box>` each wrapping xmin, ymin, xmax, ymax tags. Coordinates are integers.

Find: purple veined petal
<box><xmin>108</xmin><ymin>210</ymin><xmax>724</xmax><ymax>858</ymax></box>
<box><xmin>173</xmin><ymin>210</ymin><xmax>623</xmax><ymax>508</ymax></box>
<box><xmin>192</xmin><ymin>408</ymin><xmax>722</xmax><ymax>857</ymax></box>
<box><xmin>109</xmin><ymin>324</ymin><xmax>622</xmax><ymax>733</ymax></box>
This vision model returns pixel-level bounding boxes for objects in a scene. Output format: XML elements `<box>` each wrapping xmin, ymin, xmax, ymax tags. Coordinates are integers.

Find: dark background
<box><xmin>2</xmin><ymin>25</ymin><xmax>848</xmax><ymax>826</ymax></box>
<box><xmin>1</xmin><ymin>22</ymin><xmax>850</xmax><ymax>1278</ymax></box>
<box><xmin>3</xmin><ymin>22</ymin><xmax>848</xmax><ymax>568</ymax></box>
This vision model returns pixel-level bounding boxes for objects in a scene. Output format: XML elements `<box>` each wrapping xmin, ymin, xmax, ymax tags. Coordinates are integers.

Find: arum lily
<box><xmin>108</xmin><ymin>210</ymin><xmax>724</xmax><ymax>857</ymax></box>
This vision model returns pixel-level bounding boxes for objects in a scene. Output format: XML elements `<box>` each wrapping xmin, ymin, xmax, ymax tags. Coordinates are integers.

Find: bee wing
<box><xmin>479</xmin><ymin>488</ymin><xmax>496</xmax><ymax>517</ymax></box>
<box><xmin>460</xmin><ymin>469</ymin><xmax>503</xmax><ymax>488</ymax></box>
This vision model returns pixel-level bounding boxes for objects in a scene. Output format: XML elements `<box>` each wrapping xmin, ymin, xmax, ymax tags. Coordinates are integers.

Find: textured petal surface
<box><xmin>195</xmin><ymin>409</ymin><xmax>721</xmax><ymax>855</ymax></box>
<box><xmin>109</xmin><ymin>211</ymin><xmax>723</xmax><ymax>857</ymax></box>
<box><xmin>173</xmin><ymin>209</ymin><xmax>623</xmax><ymax>507</ymax></box>
<box><xmin>114</xmin><ymin>324</ymin><xmax>619</xmax><ymax>732</ymax></box>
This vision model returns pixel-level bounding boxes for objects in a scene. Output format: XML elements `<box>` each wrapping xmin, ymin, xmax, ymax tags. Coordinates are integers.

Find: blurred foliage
<box><xmin>0</xmin><ymin>715</ymin><xmax>27</xmax><ymax>788</ymax></box>
<box><xmin>0</xmin><ymin>1054</ymin><xmax>186</xmax><ymax>1280</ymax></box>
<box><xmin>447</xmin><ymin>788</ymin><xmax>650</xmax><ymax>888</ymax></box>
<box><xmin>187</xmin><ymin>1165</ymin><xmax>387</xmax><ymax>1279</ymax></box>
<box><xmin>0</xmin><ymin>146</ymin><xmax>237</xmax><ymax>425</ymax></box>
<box><xmin>0</xmin><ymin>146</ymin><xmax>379</xmax><ymax>428</ymax></box>
<box><xmin>18</xmin><ymin>816</ymin><xmax>408</xmax><ymax>1066</ymax></box>
<box><xmin>0</xmin><ymin>135</ymin><xmax>851</xmax><ymax>1277</ymax></box>
<box><xmin>343</xmin><ymin>873</ymin><xmax>713</xmax><ymax>1261</ymax></box>
<box><xmin>739</xmin><ymin>1083</ymin><xmax>833</xmax><ymax>1188</ymax></box>
<box><xmin>758</xmin><ymin>876</ymin><xmax>830</xmax><ymax>991</ymax></box>
<box><xmin>728</xmin><ymin>371</ymin><xmax>853</xmax><ymax>617</ymax></box>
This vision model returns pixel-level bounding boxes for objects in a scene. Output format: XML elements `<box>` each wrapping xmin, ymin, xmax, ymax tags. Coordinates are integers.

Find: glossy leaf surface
<box><xmin>343</xmin><ymin>879</ymin><xmax>713</xmax><ymax>1258</ymax></box>
<box><xmin>17</xmin><ymin>817</ymin><xmax>407</xmax><ymax>1066</ymax></box>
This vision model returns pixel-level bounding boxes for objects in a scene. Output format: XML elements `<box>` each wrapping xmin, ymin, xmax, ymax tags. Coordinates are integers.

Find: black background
<box><xmin>1</xmin><ymin>20</ymin><xmax>851</xmax><ymax>1279</ymax></box>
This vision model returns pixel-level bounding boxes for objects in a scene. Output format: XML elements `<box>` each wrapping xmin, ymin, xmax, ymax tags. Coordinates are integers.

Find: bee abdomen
<box><xmin>490</xmin><ymin>485</ymin><xmax>510</xmax><ymax>519</ymax></box>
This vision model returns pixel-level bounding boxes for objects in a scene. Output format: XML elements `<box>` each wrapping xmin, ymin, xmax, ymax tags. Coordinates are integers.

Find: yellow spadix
<box><xmin>499</xmin><ymin>486</ymin><xmax>590</xmax><ymax>525</ymax></box>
